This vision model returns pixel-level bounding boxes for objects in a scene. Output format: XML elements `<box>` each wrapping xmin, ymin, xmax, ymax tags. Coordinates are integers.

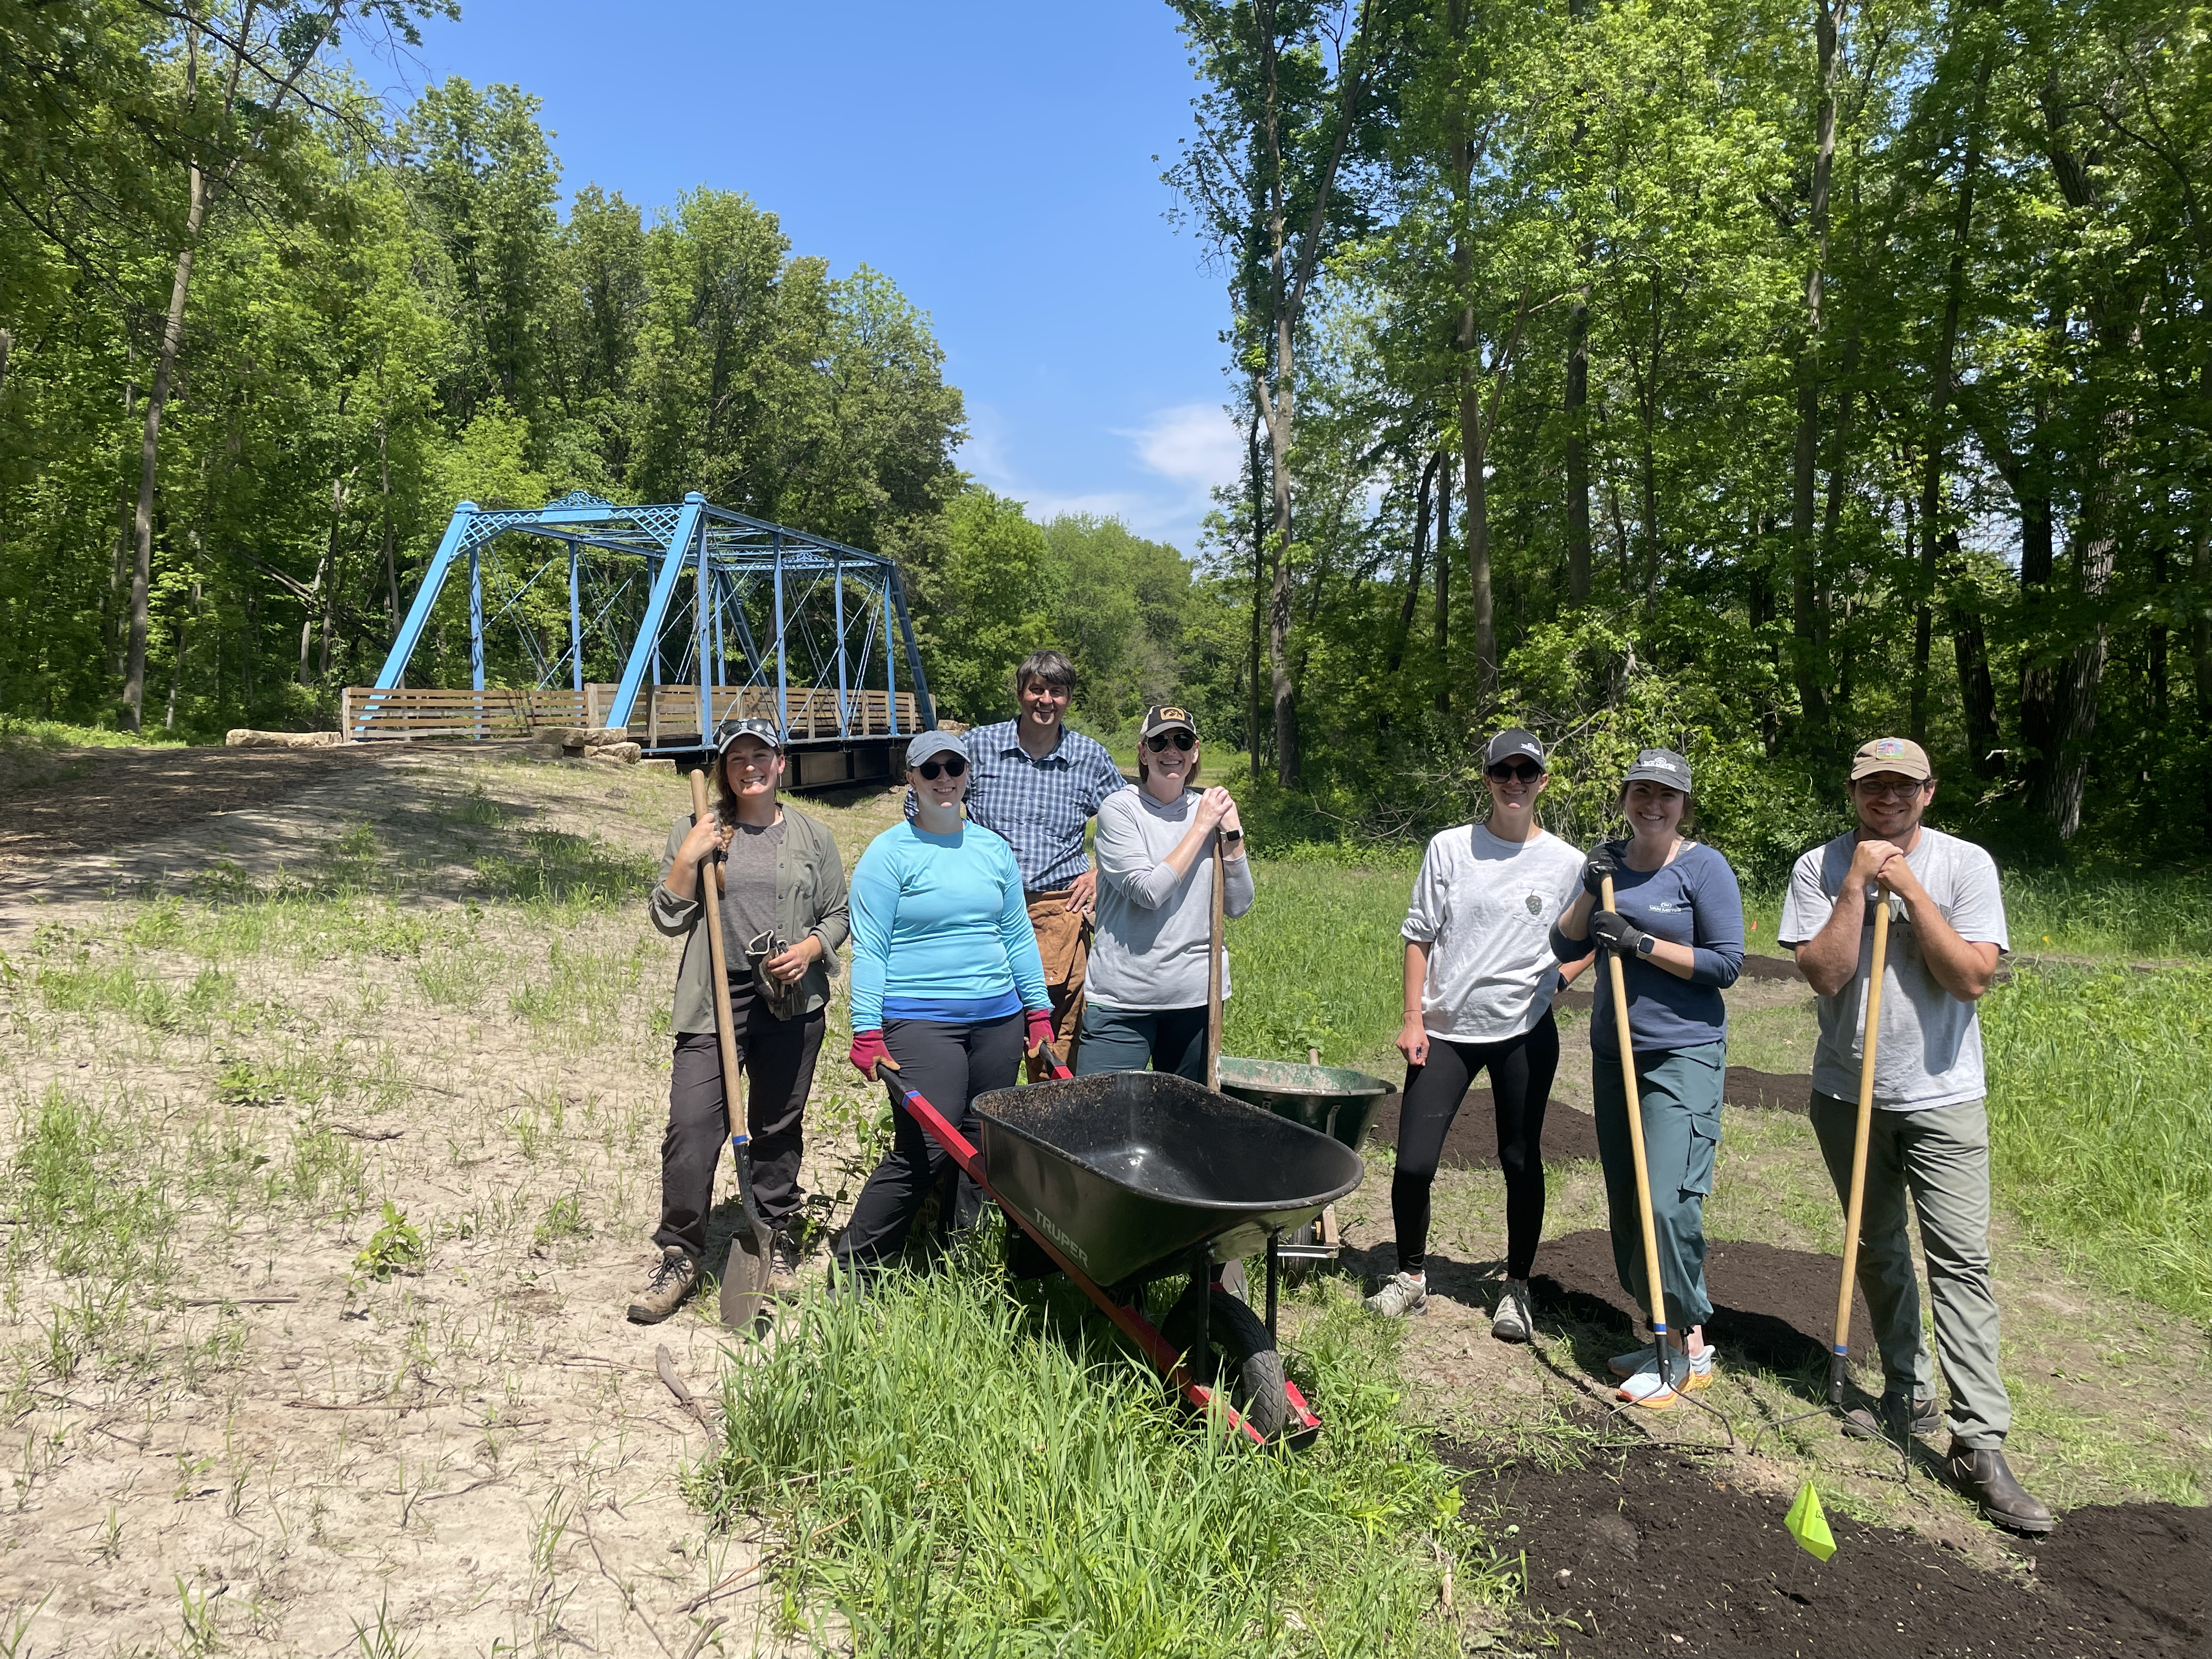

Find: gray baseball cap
<box><xmin>904</xmin><ymin>729</ymin><xmax>968</xmax><ymax>769</ymax></box>
<box><xmin>1485</xmin><ymin>727</ymin><xmax>1546</xmax><ymax>769</ymax></box>
<box><xmin>1622</xmin><ymin>747</ymin><xmax>1692</xmax><ymax>792</ymax></box>
<box><xmin>714</xmin><ymin>716</ymin><xmax>783</xmax><ymax>754</ymax></box>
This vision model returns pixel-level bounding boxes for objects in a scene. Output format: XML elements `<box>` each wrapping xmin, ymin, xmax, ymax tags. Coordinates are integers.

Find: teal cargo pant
<box><xmin>1808</xmin><ymin>1094</ymin><xmax>2010</xmax><ymax>1449</ymax></box>
<box><xmin>1591</xmin><ymin>1041</ymin><xmax>1725</xmax><ymax>1330</ymax></box>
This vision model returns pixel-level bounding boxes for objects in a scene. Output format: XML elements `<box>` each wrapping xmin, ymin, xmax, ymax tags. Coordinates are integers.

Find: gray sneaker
<box><xmin>1364</xmin><ymin>1272</ymin><xmax>1429</xmax><ymax>1318</ymax></box>
<box><xmin>1491</xmin><ymin>1279</ymin><xmax>1534</xmax><ymax>1343</ymax></box>
<box><xmin>1608</xmin><ymin>1342</ymin><xmax>1658</xmax><ymax>1378</ymax></box>
<box><xmin>626</xmin><ymin>1247</ymin><xmax>699</xmax><ymax>1324</ymax></box>
<box><xmin>766</xmin><ymin>1228</ymin><xmax>805</xmax><ymax>1297</ymax></box>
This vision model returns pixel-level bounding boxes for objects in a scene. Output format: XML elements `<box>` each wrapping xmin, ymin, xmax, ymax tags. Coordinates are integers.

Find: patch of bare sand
<box><xmin>0</xmin><ymin>748</ymin><xmax>907</xmax><ymax>1657</ymax></box>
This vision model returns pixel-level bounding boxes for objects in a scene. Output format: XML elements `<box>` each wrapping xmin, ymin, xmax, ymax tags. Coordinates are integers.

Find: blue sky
<box><xmin>382</xmin><ymin>1</ymin><xmax>1246</xmax><ymax>557</ymax></box>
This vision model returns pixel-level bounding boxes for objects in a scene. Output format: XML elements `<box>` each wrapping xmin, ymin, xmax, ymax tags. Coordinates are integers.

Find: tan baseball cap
<box><xmin>1849</xmin><ymin>736</ymin><xmax>1932</xmax><ymax>782</ymax></box>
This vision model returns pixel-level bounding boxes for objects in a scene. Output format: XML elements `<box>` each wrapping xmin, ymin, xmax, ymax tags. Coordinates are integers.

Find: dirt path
<box><xmin>0</xmin><ymin>746</ymin><xmax>904</xmax><ymax>1656</ymax></box>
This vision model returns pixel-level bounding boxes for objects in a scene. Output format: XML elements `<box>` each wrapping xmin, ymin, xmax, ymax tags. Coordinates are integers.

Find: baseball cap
<box><xmin>1622</xmin><ymin>748</ymin><xmax>1693</xmax><ymax>792</ymax></box>
<box><xmin>904</xmin><ymin>729</ymin><xmax>968</xmax><ymax>769</ymax></box>
<box><xmin>1485</xmin><ymin>727</ymin><xmax>1546</xmax><ymax>770</ymax></box>
<box><xmin>714</xmin><ymin>716</ymin><xmax>783</xmax><ymax>755</ymax></box>
<box><xmin>1139</xmin><ymin>704</ymin><xmax>1198</xmax><ymax>741</ymax></box>
<box><xmin>1849</xmin><ymin>736</ymin><xmax>1933</xmax><ymax>782</ymax></box>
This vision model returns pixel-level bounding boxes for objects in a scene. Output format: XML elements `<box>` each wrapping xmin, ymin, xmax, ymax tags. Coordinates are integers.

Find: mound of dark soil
<box><xmin>1738</xmin><ymin>952</ymin><xmax>1803</xmax><ymax>983</ymax></box>
<box><xmin>1531</xmin><ymin>1229</ymin><xmax>1871</xmax><ymax>1373</ymax></box>
<box><xmin>1367</xmin><ymin>1091</ymin><xmax>1605</xmax><ymax>1168</ymax></box>
<box><xmin>1448</xmin><ymin>1442</ymin><xmax>2203</xmax><ymax>1656</ymax></box>
<box><xmin>1724</xmin><ymin>1067</ymin><xmax>1812</xmax><ymax>1111</ymax></box>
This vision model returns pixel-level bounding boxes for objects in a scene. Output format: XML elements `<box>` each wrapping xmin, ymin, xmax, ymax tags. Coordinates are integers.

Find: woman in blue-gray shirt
<box><xmin>1551</xmin><ymin>747</ymin><xmax>1743</xmax><ymax>1408</ymax></box>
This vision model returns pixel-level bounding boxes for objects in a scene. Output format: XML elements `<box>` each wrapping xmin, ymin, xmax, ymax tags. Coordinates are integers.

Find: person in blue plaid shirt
<box><xmin>912</xmin><ymin>649</ymin><xmax>1123</xmax><ymax>1059</ymax></box>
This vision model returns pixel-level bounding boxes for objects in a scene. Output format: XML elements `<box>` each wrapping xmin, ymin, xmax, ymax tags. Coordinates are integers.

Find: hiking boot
<box><xmin>766</xmin><ymin>1227</ymin><xmax>804</xmax><ymax>1297</ymax></box>
<box><xmin>1944</xmin><ymin>1442</ymin><xmax>2056</xmax><ymax>1534</ymax></box>
<box><xmin>1844</xmin><ymin>1392</ymin><xmax>1943</xmax><ymax>1444</ymax></box>
<box><xmin>1364</xmin><ymin>1272</ymin><xmax>1429</xmax><ymax>1318</ymax></box>
<box><xmin>1617</xmin><ymin>1342</ymin><xmax>1714</xmax><ymax>1408</ymax></box>
<box><xmin>1491</xmin><ymin>1279</ymin><xmax>1535</xmax><ymax>1344</ymax></box>
<box><xmin>625</xmin><ymin>1247</ymin><xmax>698</xmax><ymax>1324</ymax></box>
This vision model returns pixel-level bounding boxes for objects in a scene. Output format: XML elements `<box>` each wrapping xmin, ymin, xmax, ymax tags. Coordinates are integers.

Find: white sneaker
<box><xmin>1364</xmin><ymin>1272</ymin><xmax>1429</xmax><ymax>1318</ymax></box>
<box><xmin>1491</xmin><ymin>1279</ymin><xmax>1534</xmax><ymax>1343</ymax></box>
<box><xmin>1616</xmin><ymin>1344</ymin><xmax>1714</xmax><ymax>1409</ymax></box>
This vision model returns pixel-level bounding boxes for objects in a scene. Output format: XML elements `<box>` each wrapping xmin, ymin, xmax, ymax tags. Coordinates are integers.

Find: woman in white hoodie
<box><xmin>1364</xmin><ymin>728</ymin><xmax>1590</xmax><ymax>1342</ymax></box>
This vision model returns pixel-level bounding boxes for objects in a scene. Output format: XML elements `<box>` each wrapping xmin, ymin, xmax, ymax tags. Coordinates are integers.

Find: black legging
<box><xmin>1390</xmin><ymin>1009</ymin><xmax>1560</xmax><ymax>1279</ymax></box>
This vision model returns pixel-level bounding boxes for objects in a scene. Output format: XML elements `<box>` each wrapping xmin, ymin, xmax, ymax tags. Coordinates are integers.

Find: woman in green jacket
<box><xmin>628</xmin><ymin>718</ymin><xmax>850</xmax><ymax>1323</ymax></box>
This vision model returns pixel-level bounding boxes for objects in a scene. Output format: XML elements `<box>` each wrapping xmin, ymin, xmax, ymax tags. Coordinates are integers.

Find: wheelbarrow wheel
<box><xmin>1164</xmin><ymin>1285</ymin><xmax>1288</xmax><ymax>1441</ymax></box>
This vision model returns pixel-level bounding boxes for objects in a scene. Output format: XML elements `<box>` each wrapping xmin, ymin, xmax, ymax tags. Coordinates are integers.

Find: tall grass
<box><xmin>700</xmin><ymin>1257</ymin><xmax>1490</xmax><ymax>1657</ymax></box>
<box><xmin>1983</xmin><ymin>966</ymin><xmax>2212</xmax><ymax>1324</ymax></box>
<box><xmin>1224</xmin><ymin>860</ymin><xmax>1413</xmax><ymax>1070</ymax></box>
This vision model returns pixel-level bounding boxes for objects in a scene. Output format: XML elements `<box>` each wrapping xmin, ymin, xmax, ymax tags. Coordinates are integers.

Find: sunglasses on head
<box><xmin>1487</xmin><ymin>759</ymin><xmax>1543</xmax><ymax>782</ymax></box>
<box><xmin>1146</xmin><ymin>731</ymin><xmax>1196</xmax><ymax>753</ymax></box>
<box><xmin>914</xmin><ymin>756</ymin><xmax>967</xmax><ymax>781</ymax></box>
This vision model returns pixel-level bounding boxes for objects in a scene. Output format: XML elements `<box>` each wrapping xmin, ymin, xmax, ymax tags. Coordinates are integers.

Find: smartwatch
<box><xmin>1635</xmin><ymin>933</ymin><xmax>1656</xmax><ymax>958</ymax></box>
<box><xmin>1223</xmin><ymin>828</ymin><xmax>1244</xmax><ymax>842</ymax></box>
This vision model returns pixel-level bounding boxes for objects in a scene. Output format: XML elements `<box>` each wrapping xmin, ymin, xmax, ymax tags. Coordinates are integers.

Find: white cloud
<box><xmin>955</xmin><ymin>399</ymin><xmax>1246</xmax><ymax>553</ymax></box>
<box><xmin>1122</xmin><ymin>403</ymin><xmax>1245</xmax><ymax>493</ymax></box>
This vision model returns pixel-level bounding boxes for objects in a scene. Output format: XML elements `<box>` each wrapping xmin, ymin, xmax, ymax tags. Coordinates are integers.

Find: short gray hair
<box><xmin>1013</xmin><ymin>650</ymin><xmax>1075</xmax><ymax>696</ymax></box>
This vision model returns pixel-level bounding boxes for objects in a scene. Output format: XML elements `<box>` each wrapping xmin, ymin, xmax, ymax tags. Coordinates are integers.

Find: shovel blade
<box><xmin>719</xmin><ymin>1233</ymin><xmax>770</xmax><ymax>1331</ymax></box>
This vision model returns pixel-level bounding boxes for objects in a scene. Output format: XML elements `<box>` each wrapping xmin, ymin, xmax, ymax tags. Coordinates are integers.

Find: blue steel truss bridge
<box><xmin>342</xmin><ymin>491</ymin><xmax>938</xmax><ymax>789</ymax></box>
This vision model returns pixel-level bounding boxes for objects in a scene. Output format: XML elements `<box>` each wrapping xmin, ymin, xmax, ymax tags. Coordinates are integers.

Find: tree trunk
<box><xmin>1790</xmin><ymin>0</ymin><xmax>1841</xmax><ymax>746</ymax></box>
<box><xmin>380</xmin><ymin>422</ymin><xmax>399</xmax><ymax>632</ymax></box>
<box><xmin>1389</xmin><ymin>451</ymin><xmax>1437</xmax><ymax>674</ymax></box>
<box><xmin>1434</xmin><ymin>452</ymin><xmax>1453</xmax><ymax>712</ymax></box>
<box><xmin>1459</xmin><ymin>371</ymin><xmax>1497</xmax><ymax>703</ymax></box>
<box><xmin>1910</xmin><ymin>46</ymin><xmax>1990</xmax><ymax>747</ymax></box>
<box><xmin>124</xmin><ymin>164</ymin><xmax>210</xmax><ymax>731</ymax></box>
<box><xmin>1247</xmin><ymin>407</ymin><xmax>1267</xmax><ymax>780</ymax></box>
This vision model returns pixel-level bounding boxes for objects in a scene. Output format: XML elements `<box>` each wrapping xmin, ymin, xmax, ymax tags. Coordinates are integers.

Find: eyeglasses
<box><xmin>1856</xmin><ymin>777</ymin><xmax>1928</xmax><ymax>799</ymax></box>
<box><xmin>1487</xmin><ymin>760</ymin><xmax>1542</xmax><ymax>782</ymax></box>
<box><xmin>1146</xmin><ymin>732</ymin><xmax>1196</xmax><ymax>753</ymax></box>
<box><xmin>914</xmin><ymin>756</ymin><xmax>967</xmax><ymax>781</ymax></box>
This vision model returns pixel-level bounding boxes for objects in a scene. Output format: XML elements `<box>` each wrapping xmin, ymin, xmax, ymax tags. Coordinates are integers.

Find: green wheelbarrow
<box><xmin>1215</xmin><ymin>1055</ymin><xmax>1392</xmax><ymax>1276</ymax></box>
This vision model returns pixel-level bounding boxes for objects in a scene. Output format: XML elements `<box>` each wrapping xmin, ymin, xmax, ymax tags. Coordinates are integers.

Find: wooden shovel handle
<box><xmin>1831</xmin><ymin>884</ymin><xmax>1890</xmax><ymax>1389</ymax></box>
<box><xmin>1603</xmin><ymin>874</ymin><xmax>1672</xmax><ymax>1351</ymax></box>
<box><xmin>1206</xmin><ymin>836</ymin><xmax>1225</xmax><ymax>1091</ymax></box>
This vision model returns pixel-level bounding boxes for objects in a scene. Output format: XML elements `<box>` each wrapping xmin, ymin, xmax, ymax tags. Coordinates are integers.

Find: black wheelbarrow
<box><xmin>1214</xmin><ymin>1056</ymin><xmax>1391</xmax><ymax>1276</ymax></box>
<box><xmin>893</xmin><ymin>1058</ymin><xmax>1363</xmax><ymax>1447</ymax></box>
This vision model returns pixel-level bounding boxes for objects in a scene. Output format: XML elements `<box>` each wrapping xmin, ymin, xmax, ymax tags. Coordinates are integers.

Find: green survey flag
<box><xmin>1786</xmin><ymin>1480</ymin><xmax>1836</xmax><ymax>1561</ymax></box>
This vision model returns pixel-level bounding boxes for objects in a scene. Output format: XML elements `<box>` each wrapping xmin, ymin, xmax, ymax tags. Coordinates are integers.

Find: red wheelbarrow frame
<box><xmin>892</xmin><ymin>1063</ymin><xmax>1324</xmax><ymax>1448</ymax></box>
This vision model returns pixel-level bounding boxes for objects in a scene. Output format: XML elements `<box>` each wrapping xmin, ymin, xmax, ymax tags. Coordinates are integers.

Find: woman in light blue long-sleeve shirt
<box><xmin>834</xmin><ymin>729</ymin><xmax>1053</xmax><ymax>1271</ymax></box>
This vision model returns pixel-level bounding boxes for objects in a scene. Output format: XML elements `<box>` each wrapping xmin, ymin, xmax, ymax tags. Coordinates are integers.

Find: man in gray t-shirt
<box><xmin>1778</xmin><ymin>736</ymin><xmax>2052</xmax><ymax>1536</ymax></box>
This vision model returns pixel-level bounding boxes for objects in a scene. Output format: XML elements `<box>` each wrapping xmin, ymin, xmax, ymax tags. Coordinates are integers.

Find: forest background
<box><xmin>0</xmin><ymin>0</ymin><xmax>2204</xmax><ymax>880</ymax></box>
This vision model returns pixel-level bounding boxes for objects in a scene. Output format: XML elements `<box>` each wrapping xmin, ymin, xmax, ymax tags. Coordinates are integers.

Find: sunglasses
<box><xmin>1486</xmin><ymin>760</ymin><xmax>1543</xmax><ymax>782</ymax></box>
<box><xmin>1146</xmin><ymin>731</ymin><xmax>1197</xmax><ymax>753</ymax></box>
<box><xmin>913</xmin><ymin>756</ymin><xmax>967</xmax><ymax>781</ymax></box>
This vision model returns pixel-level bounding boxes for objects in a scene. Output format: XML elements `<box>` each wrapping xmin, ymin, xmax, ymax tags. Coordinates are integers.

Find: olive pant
<box><xmin>1591</xmin><ymin>1041</ymin><xmax>1725</xmax><ymax>1330</ymax></box>
<box><xmin>1809</xmin><ymin>1093</ymin><xmax>2009</xmax><ymax>1449</ymax></box>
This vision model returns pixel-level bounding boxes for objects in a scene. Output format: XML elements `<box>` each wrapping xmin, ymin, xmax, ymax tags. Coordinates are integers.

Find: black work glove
<box><xmin>1589</xmin><ymin>909</ymin><xmax>1651</xmax><ymax>958</ymax></box>
<box><xmin>1581</xmin><ymin>842</ymin><xmax>1622</xmax><ymax>898</ymax></box>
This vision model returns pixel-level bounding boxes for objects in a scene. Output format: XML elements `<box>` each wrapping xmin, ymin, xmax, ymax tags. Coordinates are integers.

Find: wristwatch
<box><xmin>1223</xmin><ymin>828</ymin><xmax>1244</xmax><ymax>842</ymax></box>
<box><xmin>1635</xmin><ymin>933</ymin><xmax>1656</xmax><ymax>957</ymax></box>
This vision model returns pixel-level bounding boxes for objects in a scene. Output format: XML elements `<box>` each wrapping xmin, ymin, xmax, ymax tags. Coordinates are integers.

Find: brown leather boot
<box><xmin>625</xmin><ymin>1247</ymin><xmax>698</xmax><ymax>1324</ymax></box>
<box><xmin>1944</xmin><ymin>1441</ymin><xmax>2056</xmax><ymax>1534</ymax></box>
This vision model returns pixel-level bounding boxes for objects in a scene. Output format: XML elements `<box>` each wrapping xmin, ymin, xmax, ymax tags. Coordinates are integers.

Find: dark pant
<box><xmin>834</xmin><ymin>1012</ymin><xmax>1025</xmax><ymax>1267</ymax></box>
<box><xmin>654</xmin><ymin>1009</ymin><xmax>825</xmax><ymax>1260</ymax></box>
<box><xmin>1071</xmin><ymin>1003</ymin><xmax>1210</xmax><ymax>1082</ymax></box>
<box><xmin>1391</xmin><ymin>1011</ymin><xmax>1560</xmax><ymax>1279</ymax></box>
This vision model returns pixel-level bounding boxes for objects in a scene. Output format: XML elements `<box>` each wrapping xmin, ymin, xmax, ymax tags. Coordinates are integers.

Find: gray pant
<box><xmin>1808</xmin><ymin>1093</ymin><xmax>2009</xmax><ymax>1448</ymax></box>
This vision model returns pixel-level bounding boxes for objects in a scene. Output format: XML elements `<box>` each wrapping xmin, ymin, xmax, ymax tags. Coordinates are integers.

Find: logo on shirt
<box><xmin>1645</xmin><ymin>900</ymin><xmax>1690</xmax><ymax>914</ymax></box>
<box><xmin>1525</xmin><ymin>893</ymin><xmax>1543</xmax><ymax>916</ymax></box>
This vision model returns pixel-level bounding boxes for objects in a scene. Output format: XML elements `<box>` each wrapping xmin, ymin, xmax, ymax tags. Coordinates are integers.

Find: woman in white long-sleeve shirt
<box><xmin>1074</xmin><ymin>704</ymin><xmax>1254</xmax><ymax>1080</ymax></box>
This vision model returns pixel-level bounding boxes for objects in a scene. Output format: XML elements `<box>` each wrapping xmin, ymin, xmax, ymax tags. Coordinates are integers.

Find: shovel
<box><xmin>1205</xmin><ymin>836</ymin><xmax>1226</xmax><ymax>1092</ymax></box>
<box><xmin>1829</xmin><ymin>881</ymin><xmax>1891</xmax><ymax>1409</ymax></box>
<box><xmin>689</xmin><ymin>769</ymin><xmax>774</xmax><ymax>1331</ymax></box>
<box><xmin>1602</xmin><ymin>873</ymin><xmax>1676</xmax><ymax>1396</ymax></box>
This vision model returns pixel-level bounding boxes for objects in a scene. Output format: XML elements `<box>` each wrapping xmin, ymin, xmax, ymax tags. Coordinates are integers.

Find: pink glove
<box><xmin>848</xmin><ymin>1030</ymin><xmax>898</xmax><ymax>1082</ymax></box>
<box><xmin>1024</xmin><ymin>1008</ymin><xmax>1057</xmax><ymax>1058</ymax></box>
